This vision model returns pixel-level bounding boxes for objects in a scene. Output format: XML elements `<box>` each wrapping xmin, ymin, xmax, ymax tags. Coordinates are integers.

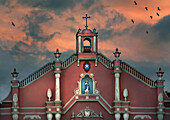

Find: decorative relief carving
<box><xmin>134</xmin><ymin>115</ymin><xmax>152</xmax><ymax>119</ymax></box>
<box><xmin>158</xmin><ymin>93</ymin><xmax>163</xmax><ymax>106</ymax></box>
<box><xmin>23</xmin><ymin>115</ymin><xmax>41</xmax><ymax>120</ymax></box>
<box><xmin>13</xmin><ymin>93</ymin><xmax>18</xmax><ymax>107</ymax></box>
<box><xmin>71</xmin><ymin>106</ymin><xmax>102</xmax><ymax>119</ymax></box>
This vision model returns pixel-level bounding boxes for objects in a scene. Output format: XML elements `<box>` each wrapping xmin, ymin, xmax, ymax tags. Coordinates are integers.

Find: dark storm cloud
<box><xmin>151</xmin><ymin>15</ymin><xmax>170</xmax><ymax>42</ymax></box>
<box><xmin>0</xmin><ymin>43</ymin><xmax>75</xmax><ymax>101</ymax></box>
<box><xmin>17</xmin><ymin>0</ymin><xmax>79</xmax><ymax>12</ymax></box>
<box><xmin>0</xmin><ymin>46</ymin><xmax>41</xmax><ymax>101</ymax></box>
<box><xmin>0</xmin><ymin>0</ymin><xmax>11</xmax><ymax>6</ymax></box>
<box><xmin>131</xmin><ymin>22</ymin><xmax>151</xmax><ymax>37</ymax></box>
<box><xmin>106</xmin><ymin>12</ymin><xmax>126</xmax><ymax>28</ymax></box>
<box><xmin>82</xmin><ymin>0</ymin><xmax>95</xmax><ymax>9</ymax></box>
<box><xmin>98</xmin><ymin>29</ymin><xmax>114</xmax><ymax>41</ymax></box>
<box><xmin>70</xmin><ymin>27</ymin><xmax>77</xmax><ymax>33</ymax></box>
<box><xmin>60</xmin><ymin>49</ymin><xmax>75</xmax><ymax>61</ymax></box>
<box><xmin>89</xmin><ymin>5</ymin><xmax>104</xmax><ymax>14</ymax></box>
<box><xmin>66</xmin><ymin>17</ymin><xmax>75</xmax><ymax>22</ymax></box>
<box><xmin>23</xmin><ymin>10</ymin><xmax>61</xmax><ymax>42</ymax></box>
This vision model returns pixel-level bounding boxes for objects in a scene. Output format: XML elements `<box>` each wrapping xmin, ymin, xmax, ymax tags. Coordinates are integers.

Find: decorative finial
<box><xmin>11</xmin><ymin>68</ymin><xmax>19</xmax><ymax>80</ymax></box>
<box><xmin>113</xmin><ymin>48</ymin><xmax>121</xmax><ymax>59</ymax></box>
<box><xmin>93</xmin><ymin>28</ymin><xmax>96</xmax><ymax>33</ymax></box>
<box><xmin>156</xmin><ymin>67</ymin><xmax>164</xmax><ymax>80</ymax></box>
<box><xmin>54</xmin><ymin>48</ymin><xmax>62</xmax><ymax>61</ymax></box>
<box><xmin>83</xmin><ymin>14</ymin><xmax>91</xmax><ymax>29</ymax></box>
<box><xmin>123</xmin><ymin>88</ymin><xmax>128</xmax><ymax>101</ymax></box>
<box><xmin>47</xmin><ymin>89</ymin><xmax>52</xmax><ymax>101</ymax></box>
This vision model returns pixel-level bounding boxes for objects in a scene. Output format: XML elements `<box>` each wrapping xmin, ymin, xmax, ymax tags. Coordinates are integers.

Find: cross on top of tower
<box><xmin>83</xmin><ymin>14</ymin><xmax>91</xmax><ymax>29</ymax></box>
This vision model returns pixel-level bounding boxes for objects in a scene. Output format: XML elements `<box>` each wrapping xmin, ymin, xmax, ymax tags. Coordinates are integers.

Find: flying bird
<box><xmin>146</xmin><ymin>31</ymin><xmax>149</xmax><ymax>34</ymax></box>
<box><xmin>150</xmin><ymin>16</ymin><xmax>153</xmax><ymax>19</ymax></box>
<box><xmin>12</xmin><ymin>22</ymin><xmax>15</xmax><ymax>27</ymax></box>
<box><xmin>157</xmin><ymin>7</ymin><xmax>160</xmax><ymax>11</ymax></box>
<box><xmin>131</xmin><ymin>19</ymin><xmax>134</xmax><ymax>24</ymax></box>
<box><xmin>156</xmin><ymin>12</ymin><xmax>159</xmax><ymax>16</ymax></box>
<box><xmin>134</xmin><ymin>1</ymin><xmax>137</xmax><ymax>5</ymax></box>
<box><xmin>145</xmin><ymin>7</ymin><xmax>148</xmax><ymax>11</ymax></box>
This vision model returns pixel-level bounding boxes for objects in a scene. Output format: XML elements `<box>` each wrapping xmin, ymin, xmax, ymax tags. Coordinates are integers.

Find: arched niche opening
<box><xmin>81</xmin><ymin>75</ymin><xmax>93</xmax><ymax>94</ymax></box>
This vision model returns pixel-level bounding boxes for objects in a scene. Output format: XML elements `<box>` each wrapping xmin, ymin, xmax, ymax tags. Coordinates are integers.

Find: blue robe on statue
<box><xmin>84</xmin><ymin>82</ymin><xmax>90</xmax><ymax>93</ymax></box>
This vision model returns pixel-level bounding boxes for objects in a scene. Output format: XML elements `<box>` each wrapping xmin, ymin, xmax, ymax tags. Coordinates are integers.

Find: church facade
<box><xmin>0</xmin><ymin>15</ymin><xmax>170</xmax><ymax>120</ymax></box>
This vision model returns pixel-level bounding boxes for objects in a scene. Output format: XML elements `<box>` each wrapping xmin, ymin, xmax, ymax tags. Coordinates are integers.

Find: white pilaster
<box><xmin>55</xmin><ymin>73</ymin><xmax>60</xmax><ymax>101</ymax></box>
<box><xmin>93</xmin><ymin>36</ymin><xmax>96</xmax><ymax>52</ymax></box>
<box><xmin>115</xmin><ymin>73</ymin><xmax>120</xmax><ymax>101</ymax></box>
<box><xmin>78</xmin><ymin>36</ymin><xmax>81</xmax><ymax>53</ymax></box>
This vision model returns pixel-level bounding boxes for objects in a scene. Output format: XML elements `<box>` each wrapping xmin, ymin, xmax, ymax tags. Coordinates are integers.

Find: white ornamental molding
<box><xmin>158</xmin><ymin>114</ymin><xmax>163</xmax><ymax>120</ymax></box>
<box><xmin>12</xmin><ymin>114</ymin><xmax>18</xmax><ymax>120</ymax></box>
<box><xmin>123</xmin><ymin>88</ymin><xmax>128</xmax><ymax>101</ymax></box>
<box><xmin>13</xmin><ymin>93</ymin><xmax>18</xmax><ymax>107</ymax></box>
<box><xmin>55</xmin><ymin>113</ymin><xmax>61</xmax><ymax>120</ymax></box>
<box><xmin>47</xmin><ymin>113</ymin><xmax>52</xmax><ymax>120</ymax></box>
<box><xmin>123</xmin><ymin>113</ymin><xmax>129</xmax><ymax>120</ymax></box>
<box><xmin>23</xmin><ymin>115</ymin><xmax>41</xmax><ymax>120</ymax></box>
<box><xmin>158</xmin><ymin>93</ymin><xmax>163</xmax><ymax>106</ymax></box>
<box><xmin>13</xmin><ymin>93</ymin><xmax>18</xmax><ymax>103</ymax></box>
<box><xmin>115</xmin><ymin>113</ymin><xmax>120</xmax><ymax>120</ymax></box>
<box><xmin>134</xmin><ymin>115</ymin><xmax>152</xmax><ymax>119</ymax></box>
<box><xmin>47</xmin><ymin>89</ymin><xmax>52</xmax><ymax>101</ymax></box>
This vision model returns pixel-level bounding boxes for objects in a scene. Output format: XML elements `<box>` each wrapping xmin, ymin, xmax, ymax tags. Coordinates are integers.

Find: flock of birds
<box><xmin>131</xmin><ymin>1</ymin><xmax>161</xmax><ymax>34</ymax></box>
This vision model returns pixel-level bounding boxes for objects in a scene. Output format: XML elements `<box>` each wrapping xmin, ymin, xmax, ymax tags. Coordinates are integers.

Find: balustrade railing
<box><xmin>62</xmin><ymin>54</ymin><xmax>77</xmax><ymax>69</ymax></box>
<box><xmin>19</xmin><ymin>62</ymin><xmax>54</xmax><ymax>87</ymax></box>
<box><xmin>97</xmin><ymin>53</ymin><xmax>113</xmax><ymax>68</ymax></box>
<box><xmin>121</xmin><ymin>62</ymin><xmax>157</xmax><ymax>87</ymax></box>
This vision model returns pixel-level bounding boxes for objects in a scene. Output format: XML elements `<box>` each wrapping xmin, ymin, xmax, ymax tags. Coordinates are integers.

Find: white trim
<box><xmin>93</xmin><ymin>36</ymin><xmax>96</xmax><ymax>52</ymax></box>
<box><xmin>0</xmin><ymin>108</ymin><xmax>11</xmax><ymax>110</ymax></box>
<box><xmin>63</xmin><ymin>95</ymin><xmax>76</xmax><ymax>109</ymax></box>
<box><xmin>19</xmin><ymin>112</ymin><xmax>46</xmax><ymax>115</ymax></box>
<box><xmin>78</xmin><ymin>36</ymin><xmax>81</xmax><ymax>53</ymax></box>
<box><xmin>20</xmin><ymin>107</ymin><xmax>46</xmax><ymax>110</ymax></box>
<box><xmin>0</xmin><ymin>113</ymin><xmax>12</xmax><ymax>115</ymax></box>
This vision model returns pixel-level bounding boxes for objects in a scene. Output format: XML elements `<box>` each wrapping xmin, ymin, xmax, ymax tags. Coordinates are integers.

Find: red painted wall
<box><xmin>120</xmin><ymin>71</ymin><xmax>157</xmax><ymax>107</ymax></box>
<box><xmin>60</xmin><ymin>60</ymin><xmax>114</xmax><ymax>106</ymax></box>
<box><xmin>19</xmin><ymin>71</ymin><xmax>55</xmax><ymax>107</ymax></box>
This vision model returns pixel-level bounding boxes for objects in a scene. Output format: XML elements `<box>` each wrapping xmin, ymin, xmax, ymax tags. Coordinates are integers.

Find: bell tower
<box><xmin>76</xmin><ymin>14</ymin><xmax>98</xmax><ymax>54</ymax></box>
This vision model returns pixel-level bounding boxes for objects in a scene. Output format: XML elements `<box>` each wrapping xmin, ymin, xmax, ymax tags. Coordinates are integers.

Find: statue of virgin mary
<box><xmin>84</xmin><ymin>81</ymin><xmax>90</xmax><ymax>94</ymax></box>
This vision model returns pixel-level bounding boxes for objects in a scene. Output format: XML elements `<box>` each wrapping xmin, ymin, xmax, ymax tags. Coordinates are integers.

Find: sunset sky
<box><xmin>0</xmin><ymin>0</ymin><xmax>170</xmax><ymax>101</ymax></box>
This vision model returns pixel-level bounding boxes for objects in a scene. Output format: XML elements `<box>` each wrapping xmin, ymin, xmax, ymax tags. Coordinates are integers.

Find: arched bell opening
<box><xmin>83</xmin><ymin>38</ymin><xmax>91</xmax><ymax>53</ymax></box>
